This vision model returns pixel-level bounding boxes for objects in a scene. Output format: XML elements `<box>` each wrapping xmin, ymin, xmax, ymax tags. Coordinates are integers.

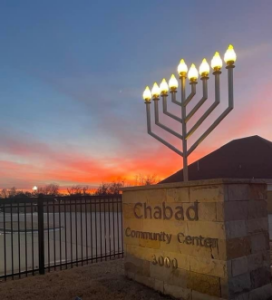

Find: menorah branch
<box><xmin>172</xmin><ymin>83</ymin><xmax>196</xmax><ymax>107</ymax></box>
<box><xmin>162</xmin><ymin>93</ymin><xmax>182</xmax><ymax>123</ymax></box>
<box><xmin>146</xmin><ymin>102</ymin><xmax>183</xmax><ymax>156</ymax></box>
<box><xmin>185</xmin><ymin>78</ymin><xmax>208</xmax><ymax>123</ymax></box>
<box><xmin>171</xmin><ymin>89</ymin><xmax>181</xmax><ymax>106</ymax></box>
<box><xmin>184</xmin><ymin>83</ymin><xmax>197</xmax><ymax>106</ymax></box>
<box><xmin>186</xmin><ymin>72</ymin><xmax>220</xmax><ymax>139</ymax></box>
<box><xmin>188</xmin><ymin>104</ymin><xmax>233</xmax><ymax>156</ymax></box>
<box><xmin>154</xmin><ymin>99</ymin><xmax>183</xmax><ymax>139</ymax></box>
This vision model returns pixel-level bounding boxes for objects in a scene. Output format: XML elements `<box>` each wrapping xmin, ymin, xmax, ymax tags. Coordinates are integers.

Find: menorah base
<box><xmin>122</xmin><ymin>179</ymin><xmax>272</xmax><ymax>300</ymax></box>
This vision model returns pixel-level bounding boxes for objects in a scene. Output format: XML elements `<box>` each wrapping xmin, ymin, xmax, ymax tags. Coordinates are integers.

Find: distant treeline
<box><xmin>0</xmin><ymin>174</ymin><xmax>159</xmax><ymax>199</ymax></box>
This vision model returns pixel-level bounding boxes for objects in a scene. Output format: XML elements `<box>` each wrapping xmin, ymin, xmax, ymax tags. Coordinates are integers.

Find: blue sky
<box><xmin>0</xmin><ymin>0</ymin><xmax>272</xmax><ymax>189</ymax></box>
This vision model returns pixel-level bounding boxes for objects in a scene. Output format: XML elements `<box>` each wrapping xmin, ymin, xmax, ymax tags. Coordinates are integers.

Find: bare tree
<box><xmin>134</xmin><ymin>174</ymin><xmax>159</xmax><ymax>186</ymax></box>
<box><xmin>14</xmin><ymin>190</ymin><xmax>31</xmax><ymax>198</ymax></box>
<box><xmin>0</xmin><ymin>188</ymin><xmax>34</xmax><ymax>199</ymax></box>
<box><xmin>67</xmin><ymin>185</ymin><xmax>80</xmax><ymax>195</ymax></box>
<box><xmin>108</xmin><ymin>181</ymin><xmax>125</xmax><ymax>194</ymax></box>
<box><xmin>82</xmin><ymin>185</ymin><xmax>89</xmax><ymax>195</ymax></box>
<box><xmin>67</xmin><ymin>185</ymin><xmax>90</xmax><ymax>195</ymax></box>
<box><xmin>94</xmin><ymin>183</ymin><xmax>109</xmax><ymax>195</ymax></box>
<box><xmin>0</xmin><ymin>188</ymin><xmax>8</xmax><ymax>198</ymax></box>
<box><xmin>8</xmin><ymin>187</ymin><xmax>17</xmax><ymax>198</ymax></box>
<box><xmin>95</xmin><ymin>179</ymin><xmax>126</xmax><ymax>195</ymax></box>
<box><xmin>38</xmin><ymin>184</ymin><xmax>59</xmax><ymax>196</ymax></box>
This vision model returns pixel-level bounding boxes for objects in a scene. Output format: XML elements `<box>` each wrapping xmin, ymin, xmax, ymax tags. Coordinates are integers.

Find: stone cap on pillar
<box><xmin>122</xmin><ymin>178</ymin><xmax>267</xmax><ymax>192</ymax></box>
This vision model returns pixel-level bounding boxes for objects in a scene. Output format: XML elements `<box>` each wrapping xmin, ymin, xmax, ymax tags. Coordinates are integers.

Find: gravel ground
<box><xmin>0</xmin><ymin>259</ymin><xmax>171</xmax><ymax>300</ymax></box>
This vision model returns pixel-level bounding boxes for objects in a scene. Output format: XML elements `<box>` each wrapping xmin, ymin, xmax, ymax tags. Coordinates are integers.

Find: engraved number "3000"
<box><xmin>152</xmin><ymin>255</ymin><xmax>178</xmax><ymax>269</ymax></box>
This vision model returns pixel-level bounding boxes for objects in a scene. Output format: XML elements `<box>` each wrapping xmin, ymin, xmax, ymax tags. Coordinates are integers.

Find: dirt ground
<box><xmin>0</xmin><ymin>259</ymin><xmax>171</xmax><ymax>300</ymax></box>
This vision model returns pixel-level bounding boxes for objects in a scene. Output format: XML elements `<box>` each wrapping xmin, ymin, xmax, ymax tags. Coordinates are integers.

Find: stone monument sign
<box><xmin>122</xmin><ymin>179</ymin><xmax>272</xmax><ymax>299</ymax></box>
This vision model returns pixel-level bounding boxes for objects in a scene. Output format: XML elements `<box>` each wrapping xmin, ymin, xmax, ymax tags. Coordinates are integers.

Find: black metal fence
<box><xmin>0</xmin><ymin>195</ymin><xmax>123</xmax><ymax>280</ymax></box>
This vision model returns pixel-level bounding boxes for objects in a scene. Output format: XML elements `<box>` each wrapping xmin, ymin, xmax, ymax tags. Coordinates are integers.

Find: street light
<box><xmin>142</xmin><ymin>45</ymin><xmax>236</xmax><ymax>181</ymax></box>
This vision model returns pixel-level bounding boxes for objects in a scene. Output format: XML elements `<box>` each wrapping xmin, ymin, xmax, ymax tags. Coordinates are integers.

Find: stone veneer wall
<box><xmin>122</xmin><ymin>179</ymin><xmax>272</xmax><ymax>300</ymax></box>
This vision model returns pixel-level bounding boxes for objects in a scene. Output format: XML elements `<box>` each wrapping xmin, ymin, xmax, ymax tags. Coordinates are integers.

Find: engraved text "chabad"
<box><xmin>133</xmin><ymin>202</ymin><xmax>198</xmax><ymax>221</ymax></box>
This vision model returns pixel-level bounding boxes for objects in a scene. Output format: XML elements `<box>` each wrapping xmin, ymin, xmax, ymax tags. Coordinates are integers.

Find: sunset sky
<box><xmin>0</xmin><ymin>0</ymin><xmax>272</xmax><ymax>190</ymax></box>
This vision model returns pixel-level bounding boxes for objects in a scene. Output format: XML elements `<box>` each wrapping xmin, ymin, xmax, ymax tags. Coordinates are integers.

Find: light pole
<box><xmin>142</xmin><ymin>45</ymin><xmax>237</xmax><ymax>182</ymax></box>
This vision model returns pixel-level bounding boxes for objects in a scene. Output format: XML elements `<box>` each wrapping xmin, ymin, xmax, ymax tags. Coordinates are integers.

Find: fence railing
<box><xmin>0</xmin><ymin>194</ymin><xmax>124</xmax><ymax>280</ymax></box>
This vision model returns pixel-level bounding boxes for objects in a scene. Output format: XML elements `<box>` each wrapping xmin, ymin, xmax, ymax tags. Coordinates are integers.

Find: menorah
<box><xmin>142</xmin><ymin>45</ymin><xmax>236</xmax><ymax>181</ymax></box>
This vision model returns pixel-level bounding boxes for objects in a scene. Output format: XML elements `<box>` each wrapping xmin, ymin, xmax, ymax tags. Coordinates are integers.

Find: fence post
<box><xmin>38</xmin><ymin>194</ymin><xmax>45</xmax><ymax>275</ymax></box>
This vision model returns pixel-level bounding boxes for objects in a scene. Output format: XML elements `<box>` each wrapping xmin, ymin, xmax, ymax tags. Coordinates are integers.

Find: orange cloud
<box><xmin>1</xmin><ymin>79</ymin><xmax>271</xmax><ymax>190</ymax></box>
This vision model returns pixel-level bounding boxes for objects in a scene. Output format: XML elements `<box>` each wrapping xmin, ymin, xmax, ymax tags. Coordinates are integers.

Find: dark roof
<box><xmin>159</xmin><ymin>135</ymin><xmax>272</xmax><ymax>184</ymax></box>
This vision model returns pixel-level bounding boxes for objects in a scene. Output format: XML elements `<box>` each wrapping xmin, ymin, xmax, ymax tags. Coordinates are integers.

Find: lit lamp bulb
<box><xmin>224</xmin><ymin>44</ymin><xmax>236</xmax><ymax>65</ymax></box>
<box><xmin>143</xmin><ymin>86</ymin><xmax>152</xmax><ymax>102</ymax></box>
<box><xmin>160</xmin><ymin>78</ymin><xmax>169</xmax><ymax>95</ymax></box>
<box><xmin>169</xmin><ymin>74</ymin><xmax>178</xmax><ymax>90</ymax></box>
<box><xmin>151</xmin><ymin>82</ymin><xmax>160</xmax><ymax>98</ymax></box>
<box><xmin>177</xmin><ymin>59</ymin><xmax>188</xmax><ymax>76</ymax></box>
<box><xmin>199</xmin><ymin>58</ymin><xmax>210</xmax><ymax>77</ymax></box>
<box><xmin>211</xmin><ymin>52</ymin><xmax>223</xmax><ymax>71</ymax></box>
<box><xmin>188</xmin><ymin>64</ymin><xmax>198</xmax><ymax>81</ymax></box>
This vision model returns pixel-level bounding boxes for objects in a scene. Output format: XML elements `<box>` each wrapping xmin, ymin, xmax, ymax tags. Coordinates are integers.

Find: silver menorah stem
<box><xmin>181</xmin><ymin>76</ymin><xmax>188</xmax><ymax>181</ymax></box>
<box><xmin>142</xmin><ymin>45</ymin><xmax>236</xmax><ymax>182</ymax></box>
